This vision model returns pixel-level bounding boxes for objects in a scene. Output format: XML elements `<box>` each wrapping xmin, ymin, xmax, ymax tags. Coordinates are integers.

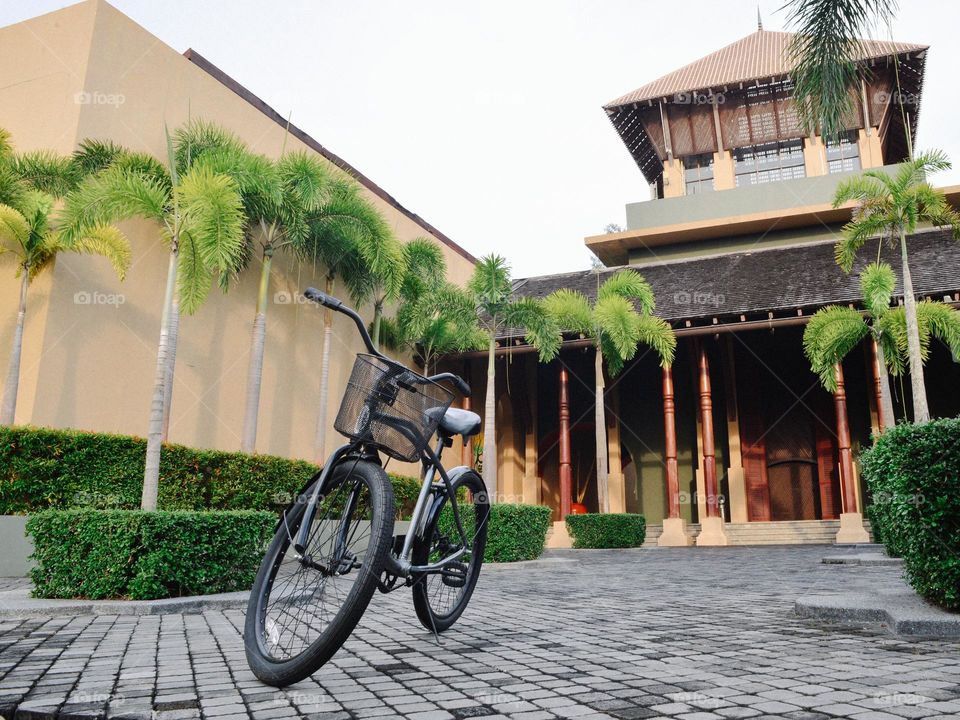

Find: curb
<box><xmin>822</xmin><ymin>553</ymin><xmax>903</xmax><ymax>566</ymax></box>
<box><xmin>796</xmin><ymin>590</ymin><xmax>960</xmax><ymax>638</ymax></box>
<box><xmin>0</xmin><ymin>588</ymin><xmax>248</xmax><ymax>618</ymax></box>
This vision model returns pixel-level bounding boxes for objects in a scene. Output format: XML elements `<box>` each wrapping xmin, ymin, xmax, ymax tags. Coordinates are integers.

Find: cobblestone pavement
<box><xmin>2</xmin><ymin>546</ymin><xmax>960</xmax><ymax>720</ymax></box>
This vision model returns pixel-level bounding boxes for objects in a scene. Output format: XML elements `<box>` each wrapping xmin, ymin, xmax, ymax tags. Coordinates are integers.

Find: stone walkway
<box><xmin>1</xmin><ymin>546</ymin><xmax>959</xmax><ymax>720</ymax></box>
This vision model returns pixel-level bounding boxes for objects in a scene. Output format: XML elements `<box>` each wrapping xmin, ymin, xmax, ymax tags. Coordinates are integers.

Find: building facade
<box><xmin>0</xmin><ymin>0</ymin><xmax>476</xmax><ymax>475</ymax></box>
<box><xmin>462</xmin><ymin>28</ymin><xmax>960</xmax><ymax>547</ymax></box>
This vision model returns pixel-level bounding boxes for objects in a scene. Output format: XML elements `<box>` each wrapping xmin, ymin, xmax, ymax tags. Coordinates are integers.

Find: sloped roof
<box><xmin>501</xmin><ymin>229</ymin><xmax>960</xmax><ymax>338</ymax></box>
<box><xmin>605</xmin><ymin>29</ymin><xmax>927</xmax><ymax>109</ymax></box>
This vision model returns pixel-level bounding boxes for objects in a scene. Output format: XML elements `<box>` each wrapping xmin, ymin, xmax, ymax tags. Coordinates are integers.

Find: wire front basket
<box><xmin>334</xmin><ymin>354</ymin><xmax>455</xmax><ymax>462</ymax></box>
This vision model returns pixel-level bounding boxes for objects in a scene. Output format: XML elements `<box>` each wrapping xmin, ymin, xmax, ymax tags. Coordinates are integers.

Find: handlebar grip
<box><xmin>453</xmin><ymin>377</ymin><xmax>471</xmax><ymax>398</ymax></box>
<box><xmin>304</xmin><ymin>287</ymin><xmax>343</xmax><ymax>310</ymax></box>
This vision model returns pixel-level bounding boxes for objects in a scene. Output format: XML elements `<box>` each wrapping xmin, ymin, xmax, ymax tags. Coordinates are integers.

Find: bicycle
<box><xmin>244</xmin><ymin>287</ymin><xmax>489</xmax><ymax>687</ymax></box>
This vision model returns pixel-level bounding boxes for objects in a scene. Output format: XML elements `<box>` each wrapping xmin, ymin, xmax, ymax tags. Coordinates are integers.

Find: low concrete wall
<box><xmin>0</xmin><ymin>515</ymin><xmax>33</xmax><ymax>577</ymax></box>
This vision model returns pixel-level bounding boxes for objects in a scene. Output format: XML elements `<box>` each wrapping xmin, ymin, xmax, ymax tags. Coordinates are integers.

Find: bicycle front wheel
<box><xmin>244</xmin><ymin>459</ymin><xmax>394</xmax><ymax>687</ymax></box>
<box><xmin>411</xmin><ymin>469</ymin><xmax>489</xmax><ymax>633</ymax></box>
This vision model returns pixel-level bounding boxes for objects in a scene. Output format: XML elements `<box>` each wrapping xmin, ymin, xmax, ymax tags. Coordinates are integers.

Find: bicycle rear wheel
<box><xmin>244</xmin><ymin>459</ymin><xmax>394</xmax><ymax>687</ymax></box>
<box><xmin>411</xmin><ymin>469</ymin><xmax>489</xmax><ymax>632</ymax></box>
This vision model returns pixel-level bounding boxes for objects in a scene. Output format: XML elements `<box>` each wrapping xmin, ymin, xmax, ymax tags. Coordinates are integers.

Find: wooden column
<box><xmin>663</xmin><ymin>365</ymin><xmax>680</xmax><ymax>519</ymax></box>
<box><xmin>869</xmin><ymin>339</ymin><xmax>886</xmax><ymax>433</ymax></box>
<box><xmin>559</xmin><ymin>366</ymin><xmax>572</xmax><ymax>518</ymax></box>
<box><xmin>697</xmin><ymin>342</ymin><xmax>720</xmax><ymax>518</ymax></box>
<box><xmin>833</xmin><ymin>363</ymin><xmax>858</xmax><ymax>514</ymax></box>
<box><xmin>461</xmin><ymin>393</ymin><xmax>473</xmax><ymax>467</ymax></box>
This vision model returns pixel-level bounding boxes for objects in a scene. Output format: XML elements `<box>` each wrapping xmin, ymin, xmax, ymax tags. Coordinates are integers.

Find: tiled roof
<box><xmin>502</xmin><ymin>228</ymin><xmax>960</xmax><ymax>338</ymax></box>
<box><xmin>605</xmin><ymin>30</ymin><xmax>927</xmax><ymax>109</ymax></box>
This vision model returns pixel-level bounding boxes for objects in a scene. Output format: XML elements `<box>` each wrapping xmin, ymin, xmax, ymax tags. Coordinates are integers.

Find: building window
<box><xmin>683</xmin><ymin>153</ymin><xmax>715</xmax><ymax>194</ymax></box>
<box><xmin>826</xmin><ymin>130</ymin><xmax>861</xmax><ymax>174</ymax></box>
<box><xmin>733</xmin><ymin>139</ymin><xmax>806</xmax><ymax>186</ymax></box>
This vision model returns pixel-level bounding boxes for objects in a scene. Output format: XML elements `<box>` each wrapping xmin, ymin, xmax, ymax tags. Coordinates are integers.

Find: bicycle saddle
<box><xmin>428</xmin><ymin>407</ymin><xmax>482</xmax><ymax>438</ymax></box>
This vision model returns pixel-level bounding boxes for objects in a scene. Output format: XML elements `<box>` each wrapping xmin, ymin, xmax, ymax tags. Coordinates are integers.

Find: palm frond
<box><xmin>173</xmin><ymin>119</ymin><xmax>246</xmax><ymax>175</ymax></box>
<box><xmin>468</xmin><ymin>254</ymin><xmax>511</xmax><ymax>320</ymax></box>
<box><xmin>597</xmin><ymin>269</ymin><xmax>656</xmax><ymax>313</ymax></box>
<box><xmin>176</xmin><ymin>230</ymin><xmax>210</xmax><ymax>315</ymax></box>
<box><xmin>401</xmin><ymin>237</ymin><xmax>446</xmax><ymax>299</ymax></box>
<box><xmin>633</xmin><ymin>313</ymin><xmax>676</xmax><ymax>368</ymax></box>
<box><xmin>66</xmin><ymin>225</ymin><xmax>132</xmax><ymax>280</ymax></box>
<box><xmin>543</xmin><ymin>289</ymin><xmax>594</xmax><ymax>337</ymax></box>
<box><xmin>0</xmin><ymin>127</ymin><xmax>12</xmax><ymax>163</ymax></box>
<box><xmin>59</xmin><ymin>165</ymin><xmax>169</xmax><ymax>242</ymax></box>
<box><xmin>13</xmin><ymin>150</ymin><xmax>79</xmax><ymax>197</ymax></box>
<box><xmin>859</xmin><ymin>262</ymin><xmax>895</xmax><ymax>319</ymax></box>
<box><xmin>803</xmin><ymin>305</ymin><xmax>869</xmax><ymax>390</ymax></box>
<box><xmin>595</xmin><ymin>294</ymin><xmax>641</xmax><ymax>364</ymax></box>
<box><xmin>0</xmin><ymin>203</ymin><xmax>30</xmax><ymax>257</ymax></box>
<box><xmin>71</xmin><ymin>139</ymin><xmax>125</xmax><ymax>177</ymax></box>
<box><xmin>785</xmin><ymin>0</ymin><xmax>895</xmax><ymax>139</ymax></box>
<box><xmin>177</xmin><ymin>165</ymin><xmax>245</xmax><ymax>275</ymax></box>
<box><xmin>502</xmin><ymin>297</ymin><xmax>561</xmax><ymax>361</ymax></box>
<box><xmin>277</xmin><ymin>151</ymin><xmax>328</xmax><ymax>213</ymax></box>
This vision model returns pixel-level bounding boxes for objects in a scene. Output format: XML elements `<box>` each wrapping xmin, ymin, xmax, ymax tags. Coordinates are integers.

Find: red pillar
<box><xmin>869</xmin><ymin>339</ymin><xmax>886</xmax><ymax>433</ymax></box>
<box><xmin>663</xmin><ymin>365</ymin><xmax>680</xmax><ymax>519</ymax></box>
<box><xmin>559</xmin><ymin>366</ymin><xmax>572</xmax><ymax>518</ymax></box>
<box><xmin>834</xmin><ymin>362</ymin><xmax>858</xmax><ymax>514</ymax></box>
<box><xmin>697</xmin><ymin>342</ymin><xmax>720</xmax><ymax>518</ymax></box>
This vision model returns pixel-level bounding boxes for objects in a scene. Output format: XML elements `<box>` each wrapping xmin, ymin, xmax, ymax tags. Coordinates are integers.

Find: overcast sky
<box><xmin>4</xmin><ymin>1</ymin><xmax>960</xmax><ymax>278</ymax></box>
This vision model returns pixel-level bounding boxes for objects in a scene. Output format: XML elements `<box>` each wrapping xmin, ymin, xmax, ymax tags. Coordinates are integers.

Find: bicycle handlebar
<box><xmin>303</xmin><ymin>288</ymin><xmax>471</xmax><ymax>398</ymax></box>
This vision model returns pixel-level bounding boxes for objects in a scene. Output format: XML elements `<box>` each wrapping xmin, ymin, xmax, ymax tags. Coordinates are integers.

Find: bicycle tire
<box><xmin>244</xmin><ymin>459</ymin><xmax>394</xmax><ymax>687</ymax></box>
<box><xmin>411</xmin><ymin>468</ymin><xmax>488</xmax><ymax>632</ymax></box>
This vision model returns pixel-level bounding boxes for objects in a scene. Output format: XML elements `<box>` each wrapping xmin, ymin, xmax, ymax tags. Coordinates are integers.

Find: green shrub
<box><xmin>861</xmin><ymin>418</ymin><xmax>960</xmax><ymax>610</ymax></box>
<box><xmin>0</xmin><ymin>425</ymin><xmax>419</xmax><ymax>516</ymax></box>
<box><xmin>565</xmin><ymin>513</ymin><xmax>646</xmax><ymax>549</ymax></box>
<box><xmin>27</xmin><ymin>509</ymin><xmax>274</xmax><ymax>600</ymax></box>
<box><xmin>436</xmin><ymin>502</ymin><xmax>551</xmax><ymax>563</ymax></box>
<box><xmin>485</xmin><ymin>504</ymin><xmax>551</xmax><ymax>562</ymax></box>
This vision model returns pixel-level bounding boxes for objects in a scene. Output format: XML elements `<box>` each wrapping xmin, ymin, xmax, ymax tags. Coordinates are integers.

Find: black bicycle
<box><xmin>244</xmin><ymin>288</ymin><xmax>489</xmax><ymax>687</ymax></box>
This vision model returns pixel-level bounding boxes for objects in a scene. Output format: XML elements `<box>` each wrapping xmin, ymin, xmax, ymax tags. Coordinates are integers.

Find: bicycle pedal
<box><xmin>441</xmin><ymin>560</ymin><xmax>468</xmax><ymax>588</ymax></box>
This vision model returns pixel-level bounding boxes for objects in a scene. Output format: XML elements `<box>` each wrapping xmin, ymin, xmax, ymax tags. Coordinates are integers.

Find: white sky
<box><xmin>4</xmin><ymin>0</ymin><xmax>960</xmax><ymax>278</ymax></box>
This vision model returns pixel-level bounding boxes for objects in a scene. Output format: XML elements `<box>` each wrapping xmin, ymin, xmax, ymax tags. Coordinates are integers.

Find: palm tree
<box><xmin>467</xmin><ymin>255</ymin><xmax>561</xmax><ymax>502</ymax></box>
<box><xmin>805</xmin><ymin>263</ymin><xmax>960</xmax><ymax>422</ymax></box>
<box><xmin>60</xmin><ymin>128</ymin><xmax>246</xmax><ymax>510</ymax></box>
<box><xmin>302</xmin><ymin>178</ymin><xmax>395</xmax><ymax>462</ymax></box>
<box><xmin>544</xmin><ymin>270</ymin><xmax>676</xmax><ymax>512</ymax></box>
<box><xmin>833</xmin><ymin>151</ymin><xmax>960</xmax><ymax>422</ymax></box>
<box><xmin>0</xmin><ymin>189</ymin><xmax>130</xmax><ymax>424</ymax></box>
<box><xmin>353</xmin><ymin>228</ymin><xmax>404</xmax><ymax>351</ymax></box>
<box><xmin>804</xmin><ymin>263</ymin><xmax>900</xmax><ymax>425</ymax></box>
<box><xmin>0</xmin><ymin>132</ymin><xmax>135</xmax><ymax>424</ymax></box>
<box><xmin>785</xmin><ymin>0</ymin><xmax>898</xmax><ymax>140</ymax></box>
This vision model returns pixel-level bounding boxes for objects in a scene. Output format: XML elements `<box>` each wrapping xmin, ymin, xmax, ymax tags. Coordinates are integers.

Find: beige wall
<box><xmin>0</xmin><ymin>1</ymin><xmax>475</xmax><ymax>473</ymax></box>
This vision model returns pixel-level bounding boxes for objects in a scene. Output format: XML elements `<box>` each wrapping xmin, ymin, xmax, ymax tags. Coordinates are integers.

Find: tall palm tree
<box><xmin>0</xmin><ymin>189</ymin><xmax>130</xmax><ymax>424</ymax></box>
<box><xmin>833</xmin><ymin>151</ymin><xmax>960</xmax><ymax>422</ymax></box>
<box><xmin>785</xmin><ymin>0</ymin><xmax>898</xmax><ymax>140</ymax></box>
<box><xmin>804</xmin><ymin>263</ymin><xmax>960</xmax><ymax>421</ymax></box>
<box><xmin>353</xmin><ymin>228</ymin><xmax>404</xmax><ymax>351</ymax></box>
<box><xmin>468</xmin><ymin>255</ymin><xmax>560</xmax><ymax>502</ymax></box>
<box><xmin>0</xmin><ymin>132</ymin><xmax>134</xmax><ymax>424</ymax></box>
<box><xmin>302</xmin><ymin>178</ymin><xmax>395</xmax><ymax>462</ymax></box>
<box><xmin>60</xmin><ymin>128</ymin><xmax>246</xmax><ymax>510</ymax></box>
<box><xmin>544</xmin><ymin>270</ymin><xmax>676</xmax><ymax>512</ymax></box>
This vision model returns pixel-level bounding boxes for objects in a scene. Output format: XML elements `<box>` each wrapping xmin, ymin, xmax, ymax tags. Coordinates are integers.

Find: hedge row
<box><xmin>861</xmin><ymin>418</ymin><xmax>960</xmax><ymax>611</ymax></box>
<box><xmin>0</xmin><ymin>426</ymin><xmax>419</xmax><ymax>517</ymax></box>
<box><xmin>438</xmin><ymin>502</ymin><xmax>551</xmax><ymax>563</ymax></box>
<box><xmin>27</xmin><ymin>509</ymin><xmax>274</xmax><ymax>600</ymax></box>
<box><xmin>566</xmin><ymin>513</ymin><xmax>647</xmax><ymax>549</ymax></box>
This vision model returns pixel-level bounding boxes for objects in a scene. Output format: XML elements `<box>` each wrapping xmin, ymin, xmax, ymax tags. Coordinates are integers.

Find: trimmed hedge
<box><xmin>27</xmin><ymin>509</ymin><xmax>274</xmax><ymax>600</ymax></box>
<box><xmin>0</xmin><ymin>425</ymin><xmax>419</xmax><ymax>517</ymax></box>
<box><xmin>861</xmin><ymin>418</ymin><xmax>960</xmax><ymax>610</ymax></box>
<box><xmin>438</xmin><ymin>502</ymin><xmax>551</xmax><ymax>562</ymax></box>
<box><xmin>566</xmin><ymin>513</ymin><xmax>646</xmax><ymax>549</ymax></box>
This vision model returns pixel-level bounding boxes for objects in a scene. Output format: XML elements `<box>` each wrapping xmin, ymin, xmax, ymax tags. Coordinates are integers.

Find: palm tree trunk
<box><xmin>0</xmin><ymin>271</ymin><xmax>29</xmax><ymax>425</ymax></box>
<box><xmin>594</xmin><ymin>345</ymin><xmax>609</xmax><ymax>513</ymax></box>
<box><xmin>873</xmin><ymin>336</ymin><xmax>897</xmax><ymax>430</ymax></box>
<box><xmin>899</xmin><ymin>228</ymin><xmax>930</xmax><ymax>422</ymax></box>
<box><xmin>371</xmin><ymin>301</ymin><xmax>383</xmax><ymax>351</ymax></box>
<box><xmin>160</xmin><ymin>295</ymin><xmax>180</xmax><ymax>442</ymax></box>
<box><xmin>241</xmin><ymin>254</ymin><xmax>272</xmax><ymax>453</ymax></box>
<box><xmin>143</xmin><ymin>248</ymin><xmax>179</xmax><ymax>510</ymax></box>
<box><xmin>314</xmin><ymin>275</ymin><xmax>335</xmax><ymax>464</ymax></box>
<box><xmin>482</xmin><ymin>333</ymin><xmax>497</xmax><ymax>502</ymax></box>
